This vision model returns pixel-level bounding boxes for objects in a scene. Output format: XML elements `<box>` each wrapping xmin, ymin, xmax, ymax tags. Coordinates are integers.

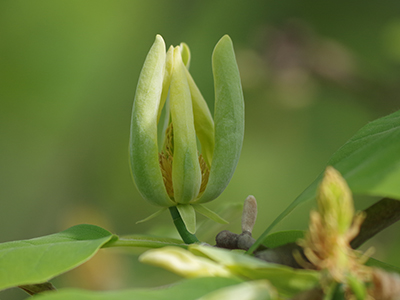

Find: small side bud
<box><xmin>241</xmin><ymin>195</ymin><xmax>257</xmax><ymax>234</ymax></box>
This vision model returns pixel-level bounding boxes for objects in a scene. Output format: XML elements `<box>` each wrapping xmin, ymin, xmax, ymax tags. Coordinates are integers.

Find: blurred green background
<box><xmin>1</xmin><ymin>0</ymin><xmax>400</xmax><ymax>298</ymax></box>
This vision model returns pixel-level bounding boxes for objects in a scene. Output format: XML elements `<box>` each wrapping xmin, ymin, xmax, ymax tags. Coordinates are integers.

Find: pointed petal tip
<box><xmin>155</xmin><ymin>34</ymin><xmax>164</xmax><ymax>42</ymax></box>
<box><xmin>216</xmin><ymin>34</ymin><xmax>233</xmax><ymax>47</ymax></box>
<box><xmin>154</xmin><ymin>35</ymin><xmax>166</xmax><ymax>51</ymax></box>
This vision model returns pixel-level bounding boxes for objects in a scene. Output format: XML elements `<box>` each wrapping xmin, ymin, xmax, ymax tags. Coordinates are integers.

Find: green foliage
<box><xmin>250</xmin><ymin>109</ymin><xmax>400</xmax><ymax>252</ymax></box>
<box><xmin>29</xmin><ymin>277</ymin><xmax>243</xmax><ymax>300</ymax></box>
<box><xmin>366</xmin><ymin>257</ymin><xmax>400</xmax><ymax>274</ymax></box>
<box><xmin>1</xmin><ymin>6</ymin><xmax>400</xmax><ymax>295</ymax></box>
<box><xmin>189</xmin><ymin>245</ymin><xmax>319</xmax><ymax>297</ymax></box>
<box><xmin>103</xmin><ymin>234</ymin><xmax>187</xmax><ymax>249</ymax></box>
<box><xmin>0</xmin><ymin>225</ymin><xmax>113</xmax><ymax>291</ymax></box>
<box><xmin>262</xmin><ymin>230</ymin><xmax>305</xmax><ymax>248</ymax></box>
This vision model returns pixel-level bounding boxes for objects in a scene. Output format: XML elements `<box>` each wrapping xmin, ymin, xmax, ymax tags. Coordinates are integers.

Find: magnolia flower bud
<box><xmin>129</xmin><ymin>35</ymin><xmax>244</xmax><ymax>232</ymax></box>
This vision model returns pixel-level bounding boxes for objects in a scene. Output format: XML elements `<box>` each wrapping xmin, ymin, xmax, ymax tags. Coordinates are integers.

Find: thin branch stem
<box><xmin>19</xmin><ymin>282</ymin><xmax>56</xmax><ymax>295</ymax></box>
<box><xmin>217</xmin><ymin>197</ymin><xmax>400</xmax><ymax>269</ymax></box>
<box><xmin>350</xmin><ymin>198</ymin><xmax>400</xmax><ymax>249</ymax></box>
<box><xmin>169</xmin><ymin>206</ymin><xmax>200</xmax><ymax>244</ymax></box>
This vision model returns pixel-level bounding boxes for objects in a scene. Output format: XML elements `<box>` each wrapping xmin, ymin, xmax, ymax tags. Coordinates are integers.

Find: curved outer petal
<box><xmin>170</xmin><ymin>47</ymin><xmax>202</xmax><ymax>204</ymax></box>
<box><xmin>196</xmin><ymin>35</ymin><xmax>244</xmax><ymax>203</ymax></box>
<box><xmin>130</xmin><ymin>35</ymin><xmax>175</xmax><ymax>207</ymax></box>
<box><xmin>185</xmin><ymin>68</ymin><xmax>215</xmax><ymax>167</ymax></box>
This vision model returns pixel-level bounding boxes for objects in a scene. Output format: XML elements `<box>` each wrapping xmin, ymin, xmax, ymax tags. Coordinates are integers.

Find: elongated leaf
<box><xmin>189</xmin><ymin>245</ymin><xmax>319</xmax><ymax>297</ymax></box>
<box><xmin>297</xmin><ymin>109</ymin><xmax>400</xmax><ymax>203</ymax></box>
<box><xmin>30</xmin><ymin>277</ymin><xmax>243</xmax><ymax>300</ymax></box>
<box><xmin>366</xmin><ymin>257</ymin><xmax>400</xmax><ymax>274</ymax></box>
<box><xmin>197</xmin><ymin>280</ymin><xmax>276</xmax><ymax>300</ymax></box>
<box><xmin>0</xmin><ymin>224</ymin><xmax>113</xmax><ymax>291</ymax></box>
<box><xmin>262</xmin><ymin>230</ymin><xmax>305</xmax><ymax>248</ymax></box>
<box><xmin>250</xmin><ymin>110</ymin><xmax>400</xmax><ymax>252</ymax></box>
<box><xmin>103</xmin><ymin>234</ymin><xmax>187</xmax><ymax>249</ymax></box>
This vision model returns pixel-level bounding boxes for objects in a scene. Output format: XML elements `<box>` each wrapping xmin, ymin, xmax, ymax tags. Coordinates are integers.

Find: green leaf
<box><xmin>197</xmin><ymin>280</ymin><xmax>277</xmax><ymax>300</ymax></box>
<box><xmin>103</xmin><ymin>234</ymin><xmax>187</xmax><ymax>249</ymax></box>
<box><xmin>293</xmin><ymin>109</ymin><xmax>400</xmax><ymax>212</ymax></box>
<box><xmin>193</xmin><ymin>204</ymin><xmax>228</xmax><ymax>224</ymax></box>
<box><xmin>0</xmin><ymin>224</ymin><xmax>113</xmax><ymax>291</ymax></box>
<box><xmin>365</xmin><ymin>257</ymin><xmax>400</xmax><ymax>274</ymax></box>
<box><xmin>249</xmin><ymin>109</ymin><xmax>400</xmax><ymax>253</ymax></box>
<box><xmin>196</xmin><ymin>35</ymin><xmax>244</xmax><ymax>204</ymax></box>
<box><xmin>189</xmin><ymin>245</ymin><xmax>319</xmax><ymax>297</ymax></box>
<box><xmin>30</xmin><ymin>277</ymin><xmax>243</xmax><ymax>300</ymax></box>
<box><xmin>262</xmin><ymin>230</ymin><xmax>305</xmax><ymax>248</ymax></box>
<box><xmin>176</xmin><ymin>204</ymin><xmax>196</xmax><ymax>234</ymax></box>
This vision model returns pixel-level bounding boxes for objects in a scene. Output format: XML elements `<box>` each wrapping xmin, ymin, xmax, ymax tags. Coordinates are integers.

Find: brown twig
<box><xmin>19</xmin><ymin>282</ymin><xmax>56</xmax><ymax>295</ymax></box>
<box><xmin>216</xmin><ymin>197</ymin><xmax>400</xmax><ymax>268</ymax></box>
<box><xmin>350</xmin><ymin>198</ymin><xmax>400</xmax><ymax>249</ymax></box>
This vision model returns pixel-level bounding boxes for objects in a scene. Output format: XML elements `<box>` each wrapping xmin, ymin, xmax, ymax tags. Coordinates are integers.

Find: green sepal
<box><xmin>193</xmin><ymin>204</ymin><xmax>228</xmax><ymax>224</ymax></box>
<box><xmin>196</xmin><ymin>35</ymin><xmax>244</xmax><ymax>203</ymax></box>
<box><xmin>135</xmin><ymin>208</ymin><xmax>167</xmax><ymax>224</ymax></box>
<box><xmin>129</xmin><ymin>35</ymin><xmax>174</xmax><ymax>207</ymax></box>
<box><xmin>170</xmin><ymin>46</ymin><xmax>201</xmax><ymax>204</ymax></box>
<box><xmin>176</xmin><ymin>204</ymin><xmax>197</xmax><ymax>234</ymax></box>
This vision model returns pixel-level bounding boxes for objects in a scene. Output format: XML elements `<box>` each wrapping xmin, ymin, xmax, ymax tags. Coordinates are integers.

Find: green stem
<box><xmin>169</xmin><ymin>206</ymin><xmax>200</xmax><ymax>244</ymax></box>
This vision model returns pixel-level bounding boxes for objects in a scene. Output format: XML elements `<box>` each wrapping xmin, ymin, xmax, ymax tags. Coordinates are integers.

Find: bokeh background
<box><xmin>1</xmin><ymin>1</ymin><xmax>400</xmax><ymax>298</ymax></box>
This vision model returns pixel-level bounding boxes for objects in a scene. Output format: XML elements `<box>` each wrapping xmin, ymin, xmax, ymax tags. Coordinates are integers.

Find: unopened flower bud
<box><xmin>317</xmin><ymin>166</ymin><xmax>354</xmax><ymax>235</ymax></box>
